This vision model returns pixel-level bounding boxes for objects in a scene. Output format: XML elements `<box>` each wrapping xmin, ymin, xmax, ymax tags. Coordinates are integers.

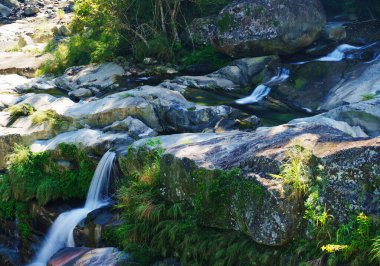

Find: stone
<box><xmin>188</xmin><ymin>16</ymin><xmax>217</xmax><ymax>47</ymax></box>
<box><xmin>0</xmin><ymin>3</ymin><xmax>11</xmax><ymax>17</ymax></box>
<box><xmin>54</xmin><ymin>63</ymin><xmax>125</xmax><ymax>92</ymax></box>
<box><xmin>0</xmin><ymin>0</ymin><xmax>20</xmax><ymax>9</ymax></box>
<box><xmin>211</xmin><ymin>0</ymin><xmax>326</xmax><ymax>58</ymax></box>
<box><xmin>103</xmin><ymin>116</ymin><xmax>158</xmax><ymax>139</ymax></box>
<box><xmin>24</xmin><ymin>6</ymin><xmax>39</xmax><ymax>16</ymax></box>
<box><xmin>322</xmin><ymin>22</ymin><xmax>347</xmax><ymax>41</ymax></box>
<box><xmin>68</xmin><ymin>88</ymin><xmax>93</xmax><ymax>101</ymax></box>
<box><xmin>57</xmin><ymin>25</ymin><xmax>71</xmax><ymax>36</ymax></box>
<box><xmin>129</xmin><ymin>122</ymin><xmax>380</xmax><ymax>246</ymax></box>
<box><xmin>320</xmin><ymin>60</ymin><xmax>380</xmax><ymax>111</ymax></box>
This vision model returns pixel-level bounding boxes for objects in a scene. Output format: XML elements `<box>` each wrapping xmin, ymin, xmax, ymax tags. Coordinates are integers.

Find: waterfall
<box><xmin>29</xmin><ymin>151</ymin><xmax>116</xmax><ymax>266</ymax></box>
<box><xmin>236</xmin><ymin>68</ymin><xmax>290</xmax><ymax>105</ymax></box>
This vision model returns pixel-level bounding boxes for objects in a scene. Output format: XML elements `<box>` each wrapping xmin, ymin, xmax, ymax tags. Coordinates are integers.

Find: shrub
<box><xmin>2</xmin><ymin>144</ymin><xmax>95</xmax><ymax>205</ymax></box>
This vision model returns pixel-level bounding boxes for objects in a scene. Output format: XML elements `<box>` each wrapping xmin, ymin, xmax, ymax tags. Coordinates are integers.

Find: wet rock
<box><xmin>211</xmin><ymin>0</ymin><xmax>326</xmax><ymax>58</ymax></box>
<box><xmin>0</xmin><ymin>0</ymin><xmax>20</xmax><ymax>9</ymax></box>
<box><xmin>74</xmin><ymin>207</ymin><xmax>120</xmax><ymax>248</ymax></box>
<box><xmin>172</xmin><ymin>56</ymin><xmax>277</xmax><ymax>94</ymax></box>
<box><xmin>47</xmin><ymin>247</ymin><xmax>131</xmax><ymax>266</ymax></box>
<box><xmin>322</xmin><ymin>22</ymin><xmax>346</xmax><ymax>41</ymax></box>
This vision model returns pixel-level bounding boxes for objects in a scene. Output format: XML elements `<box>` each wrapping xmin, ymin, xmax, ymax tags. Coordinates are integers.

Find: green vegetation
<box><xmin>362</xmin><ymin>93</ymin><xmax>377</xmax><ymax>101</ymax></box>
<box><xmin>0</xmin><ymin>144</ymin><xmax>95</xmax><ymax>205</ymax></box>
<box><xmin>321</xmin><ymin>0</ymin><xmax>380</xmax><ymax>19</ymax></box>
<box><xmin>31</xmin><ymin>110</ymin><xmax>72</xmax><ymax>133</ymax></box>
<box><xmin>217</xmin><ymin>12</ymin><xmax>232</xmax><ymax>33</ymax></box>
<box><xmin>181</xmin><ymin>45</ymin><xmax>230</xmax><ymax>68</ymax></box>
<box><xmin>105</xmin><ymin>145</ymin><xmax>379</xmax><ymax>265</ymax></box>
<box><xmin>37</xmin><ymin>0</ymin><xmax>231</xmax><ymax>75</ymax></box>
<box><xmin>7</xmin><ymin>103</ymin><xmax>35</xmax><ymax>126</ymax></box>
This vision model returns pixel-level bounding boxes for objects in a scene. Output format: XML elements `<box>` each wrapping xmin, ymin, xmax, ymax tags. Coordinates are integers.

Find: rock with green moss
<box><xmin>130</xmin><ymin>122</ymin><xmax>380</xmax><ymax>246</ymax></box>
<box><xmin>211</xmin><ymin>0</ymin><xmax>326</xmax><ymax>58</ymax></box>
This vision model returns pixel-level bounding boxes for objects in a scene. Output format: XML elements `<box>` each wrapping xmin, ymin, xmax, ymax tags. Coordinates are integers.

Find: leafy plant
<box><xmin>362</xmin><ymin>93</ymin><xmax>376</xmax><ymax>101</ymax></box>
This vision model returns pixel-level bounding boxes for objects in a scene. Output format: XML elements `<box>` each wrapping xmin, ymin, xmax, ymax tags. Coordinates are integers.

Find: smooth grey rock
<box><xmin>322</xmin><ymin>22</ymin><xmax>347</xmax><ymax>41</ymax></box>
<box><xmin>103</xmin><ymin>116</ymin><xmax>158</xmax><ymax>139</ymax></box>
<box><xmin>0</xmin><ymin>3</ymin><xmax>11</xmax><ymax>17</ymax></box>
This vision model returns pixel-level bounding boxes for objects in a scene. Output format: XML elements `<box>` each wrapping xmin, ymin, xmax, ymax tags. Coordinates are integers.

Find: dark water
<box><xmin>183</xmin><ymin>88</ymin><xmax>308</xmax><ymax>127</ymax></box>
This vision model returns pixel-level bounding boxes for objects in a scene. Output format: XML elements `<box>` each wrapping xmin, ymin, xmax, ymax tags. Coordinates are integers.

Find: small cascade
<box><xmin>236</xmin><ymin>68</ymin><xmax>290</xmax><ymax>105</ymax></box>
<box><xmin>29</xmin><ymin>151</ymin><xmax>116</xmax><ymax>266</ymax></box>
<box><xmin>294</xmin><ymin>42</ymin><xmax>378</xmax><ymax>64</ymax></box>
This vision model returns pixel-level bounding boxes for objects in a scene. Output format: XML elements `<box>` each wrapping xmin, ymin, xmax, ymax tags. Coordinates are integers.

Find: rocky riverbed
<box><xmin>0</xmin><ymin>0</ymin><xmax>380</xmax><ymax>265</ymax></box>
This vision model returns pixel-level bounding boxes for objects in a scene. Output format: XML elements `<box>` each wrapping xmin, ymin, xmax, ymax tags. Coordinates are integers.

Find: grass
<box><xmin>31</xmin><ymin>110</ymin><xmax>72</xmax><ymax>133</ymax></box>
<box><xmin>362</xmin><ymin>93</ymin><xmax>377</xmax><ymax>101</ymax></box>
<box><xmin>7</xmin><ymin>104</ymin><xmax>35</xmax><ymax>126</ymax></box>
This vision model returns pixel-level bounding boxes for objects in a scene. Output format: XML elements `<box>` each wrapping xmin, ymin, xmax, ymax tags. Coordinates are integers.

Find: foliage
<box><xmin>111</xmin><ymin>146</ymin><xmax>271</xmax><ymax>265</ymax></box>
<box><xmin>38</xmin><ymin>0</ymin><xmax>231</xmax><ymax>74</ymax></box>
<box><xmin>372</xmin><ymin>234</ymin><xmax>380</xmax><ymax>263</ymax></box>
<box><xmin>31</xmin><ymin>110</ymin><xmax>72</xmax><ymax>133</ymax></box>
<box><xmin>181</xmin><ymin>45</ymin><xmax>230</xmax><ymax>69</ymax></box>
<box><xmin>1</xmin><ymin>144</ymin><xmax>95</xmax><ymax>205</ymax></box>
<box><xmin>270</xmin><ymin>146</ymin><xmax>313</xmax><ymax>199</ymax></box>
<box><xmin>321</xmin><ymin>0</ymin><xmax>380</xmax><ymax>19</ymax></box>
<box><xmin>362</xmin><ymin>93</ymin><xmax>376</xmax><ymax>101</ymax></box>
<box><xmin>7</xmin><ymin>103</ymin><xmax>35</xmax><ymax>126</ymax></box>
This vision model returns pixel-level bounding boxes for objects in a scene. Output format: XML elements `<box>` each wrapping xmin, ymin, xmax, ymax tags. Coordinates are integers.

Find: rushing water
<box><xmin>29</xmin><ymin>151</ymin><xmax>116</xmax><ymax>266</ymax></box>
<box><xmin>236</xmin><ymin>68</ymin><xmax>290</xmax><ymax>105</ymax></box>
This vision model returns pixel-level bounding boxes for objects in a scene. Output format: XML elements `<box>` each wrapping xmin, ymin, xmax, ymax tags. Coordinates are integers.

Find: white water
<box><xmin>30</xmin><ymin>151</ymin><xmax>116</xmax><ymax>266</ymax></box>
<box><xmin>236</xmin><ymin>68</ymin><xmax>290</xmax><ymax>105</ymax></box>
<box><xmin>294</xmin><ymin>42</ymin><xmax>378</xmax><ymax>65</ymax></box>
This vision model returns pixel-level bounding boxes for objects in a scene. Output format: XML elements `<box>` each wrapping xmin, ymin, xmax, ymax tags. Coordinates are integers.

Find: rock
<box><xmin>322</xmin><ymin>22</ymin><xmax>346</xmax><ymax>41</ymax></box>
<box><xmin>188</xmin><ymin>16</ymin><xmax>217</xmax><ymax>47</ymax></box>
<box><xmin>68</xmin><ymin>88</ymin><xmax>93</xmax><ymax>101</ymax></box>
<box><xmin>103</xmin><ymin>116</ymin><xmax>158</xmax><ymax>139</ymax></box>
<box><xmin>47</xmin><ymin>247</ymin><xmax>131</xmax><ymax>266</ymax></box>
<box><xmin>0</xmin><ymin>52</ymin><xmax>51</xmax><ymax>77</ymax></box>
<box><xmin>0</xmin><ymin>0</ymin><xmax>20</xmax><ymax>9</ymax></box>
<box><xmin>320</xmin><ymin>60</ymin><xmax>380</xmax><ymax>111</ymax></box>
<box><xmin>211</xmin><ymin>0</ymin><xmax>326</xmax><ymax>58</ymax></box>
<box><xmin>0</xmin><ymin>74</ymin><xmax>30</xmax><ymax>94</ymax></box>
<box><xmin>0</xmin><ymin>4</ymin><xmax>11</xmax><ymax>17</ymax></box>
<box><xmin>172</xmin><ymin>56</ymin><xmax>277</xmax><ymax>94</ymax></box>
<box><xmin>129</xmin><ymin>123</ymin><xmax>380</xmax><ymax>246</ymax></box>
<box><xmin>63</xmin><ymin>86</ymin><xmax>243</xmax><ymax>133</ymax></box>
<box><xmin>321</xmin><ymin>98</ymin><xmax>380</xmax><ymax>137</ymax></box>
<box><xmin>54</xmin><ymin>63</ymin><xmax>125</xmax><ymax>92</ymax></box>
<box><xmin>57</xmin><ymin>25</ymin><xmax>71</xmax><ymax>36</ymax></box>
<box><xmin>31</xmin><ymin>129</ymin><xmax>134</xmax><ymax>156</ymax></box>
<box><xmin>74</xmin><ymin>207</ymin><xmax>119</xmax><ymax>248</ymax></box>
<box><xmin>24</xmin><ymin>6</ymin><xmax>39</xmax><ymax>16</ymax></box>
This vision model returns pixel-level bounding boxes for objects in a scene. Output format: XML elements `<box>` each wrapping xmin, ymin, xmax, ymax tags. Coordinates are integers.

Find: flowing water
<box><xmin>236</xmin><ymin>68</ymin><xmax>290</xmax><ymax>105</ymax></box>
<box><xmin>29</xmin><ymin>151</ymin><xmax>116</xmax><ymax>266</ymax></box>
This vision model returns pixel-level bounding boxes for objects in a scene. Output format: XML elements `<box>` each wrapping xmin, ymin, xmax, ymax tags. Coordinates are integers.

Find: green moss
<box><xmin>31</xmin><ymin>110</ymin><xmax>72</xmax><ymax>133</ymax></box>
<box><xmin>362</xmin><ymin>93</ymin><xmax>376</xmax><ymax>101</ymax></box>
<box><xmin>217</xmin><ymin>12</ymin><xmax>233</xmax><ymax>33</ymax></box>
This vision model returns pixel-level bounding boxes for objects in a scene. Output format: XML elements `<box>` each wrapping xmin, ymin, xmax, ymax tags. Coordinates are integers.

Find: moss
<box><xmin>217</xmin><ymin>12</ymin><xmax>233</xmax><ymax>33</ymax></box>
<box><xmin>7</xmin><ymin>103</ymin><xmax>35</xmax><ymax>126</ymax></box>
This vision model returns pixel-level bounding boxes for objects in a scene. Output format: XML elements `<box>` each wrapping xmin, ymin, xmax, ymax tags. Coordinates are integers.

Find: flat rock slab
<box><xmin>0</xmin><ymin>52</ymin><xmax>50</xmax><ymax>76</ymax></box>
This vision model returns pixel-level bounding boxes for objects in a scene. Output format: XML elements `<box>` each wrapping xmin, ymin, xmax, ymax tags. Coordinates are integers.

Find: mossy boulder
<box><xmin>129</xmin><ymin>122</ymin><xmax>380</xmax><ymax>246</ymax></box>
<box><xmin>211</xmin><ymin>0</ymin><xmax>326</xmax><ymax>58</ymax></box>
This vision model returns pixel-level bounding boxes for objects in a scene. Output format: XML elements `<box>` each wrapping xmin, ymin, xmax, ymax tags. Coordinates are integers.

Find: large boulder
<box><xmin>211</xmin><ymin>0</ymin><xmax>326</xmax><ymax>58</ymax></box>
<box><xmin>0</xmin><ymin>0</ymin><xmax>19</xmax><ymax>9</ymax></box>
<box><xmin>320</xmin><ymin>60</ymin><xmax>380</xmax><ymax>111</ymax></box>
<box><xmin>130</xmin><ymin>123</ymin><xmax>380</xmax><ymax>246</ymax></box>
